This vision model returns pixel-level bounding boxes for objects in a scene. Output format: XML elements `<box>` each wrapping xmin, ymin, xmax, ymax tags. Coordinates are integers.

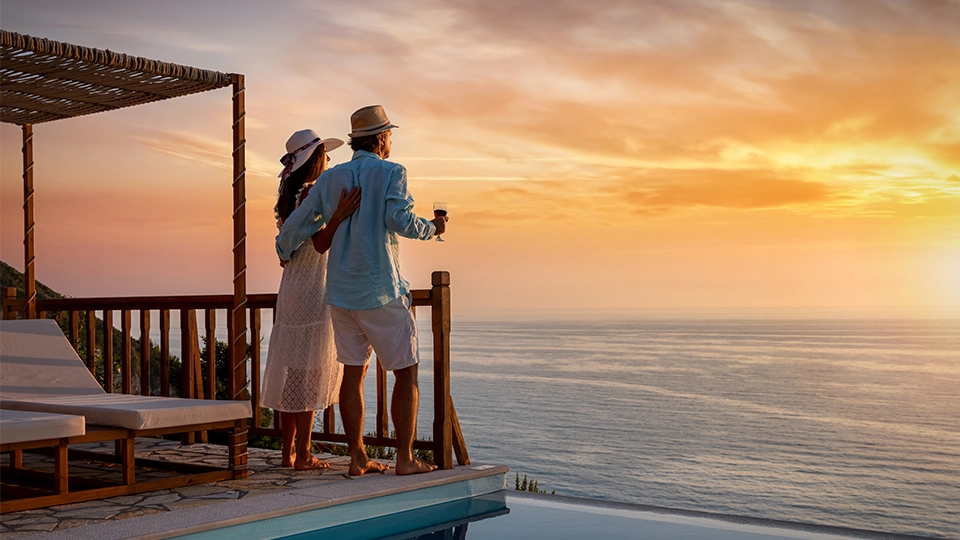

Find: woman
<box><xmin>260</xmin><ymin>129</ymin><xmax>361</xmax><ymax>470</ymax></box>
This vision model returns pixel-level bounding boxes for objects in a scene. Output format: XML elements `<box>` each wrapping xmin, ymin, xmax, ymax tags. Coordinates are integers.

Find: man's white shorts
<box><xmin>329</xmin><ymin>294</ymin><xmax>419</xmax><ymax>371</ymax></box>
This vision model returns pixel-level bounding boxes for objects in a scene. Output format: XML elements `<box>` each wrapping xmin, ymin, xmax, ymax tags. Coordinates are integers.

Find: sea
<box><xmin>184</xmin><ymin>314</ymin><xmax>960</xmax><ymax>538</ymax></box>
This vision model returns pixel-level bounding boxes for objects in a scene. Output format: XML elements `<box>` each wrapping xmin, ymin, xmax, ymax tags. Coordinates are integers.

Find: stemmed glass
<box><xmin>433</xmin><ymin>202</ymin><xmax>448</xmax><ymax>242</ymax></box>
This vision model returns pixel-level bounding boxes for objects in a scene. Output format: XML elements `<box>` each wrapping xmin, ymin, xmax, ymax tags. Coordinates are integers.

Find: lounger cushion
<box><xmin>1</xmin><ymin>319</ymin><xmax>251</xmax><ymax>430</ymax></box>
<box><xmin>0</xmin><ymin>409</ymin><xmax>85</xmax><ymax>444</ymax></box>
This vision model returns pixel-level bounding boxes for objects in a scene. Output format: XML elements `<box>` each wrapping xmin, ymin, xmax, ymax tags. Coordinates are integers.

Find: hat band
<box><xmin>278</xmin><ymin>137</ymin><xmax>321</xmax><ymax>179</ymax></box>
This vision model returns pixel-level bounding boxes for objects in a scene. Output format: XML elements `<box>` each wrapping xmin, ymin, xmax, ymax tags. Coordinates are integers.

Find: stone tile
<box><xmin>48</xmin><ymin>500</ymin><xmax>114</xmax><ymax>511</ymax></box>
<box><xmin>4</xmin><ymin>516</ymin><xmax>59</xmax><ymax>526</ymax></box>
<box><xmin>102</xmin><ymin>495</ymin><xmax>145</xmax><ymax>505</ymax></box>
<box><xmin>173</xmin><ymin>484</ymin><xmax>228</xmax><ymax>497</ymax></box>
<box><xmin>11</xmin><ymin>522</ymin><xmax>58</xmax><ymax>532</ymax></box>
<box><xmin>53</xmin><ymin>507</ymin><xmax>122</xmax><ymax>520</ymax></box>
<box><xmin>139</xmin><ymin>493</ymin><xmax>181</xmax><ymax>506</ymax></box>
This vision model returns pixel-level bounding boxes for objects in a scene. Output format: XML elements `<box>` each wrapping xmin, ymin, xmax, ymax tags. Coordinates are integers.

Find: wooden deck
<box><xmin>0</xmin><ymin>438</ymin><xmax>506</xmax><ymax>539</ymax></box>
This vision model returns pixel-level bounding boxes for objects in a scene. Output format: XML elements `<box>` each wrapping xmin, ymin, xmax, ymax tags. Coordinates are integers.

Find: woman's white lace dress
<box><xmin>260</xmin><ymin>232</ymin><xmax>342</xmax><ymax>413</ymax></box>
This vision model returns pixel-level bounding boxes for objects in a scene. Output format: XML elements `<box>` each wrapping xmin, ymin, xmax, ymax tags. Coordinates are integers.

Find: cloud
<box><xmin>621</xmin><ymin>169</ymin><xmax>833</xmax><ymax>211</ymax></box>
<box><xmin>137</xmin><ymin>130</ymin><xmax>277</xmax><ymax>179</ymax></box>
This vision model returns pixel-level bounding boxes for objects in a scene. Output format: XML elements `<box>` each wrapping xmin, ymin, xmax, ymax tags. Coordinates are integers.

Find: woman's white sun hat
<box><xmin>348</xmin><ymin>105</ymin><xmax>398</xmax><ymax>139</ymax></box>
<box><xmin>278</xmin><ymin>129</ymin><xmax>344</xmax><ymax>179</ymax></box>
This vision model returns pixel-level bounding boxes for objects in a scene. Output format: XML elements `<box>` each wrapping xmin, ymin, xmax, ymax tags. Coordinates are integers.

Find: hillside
<box><xmin>1</xmin><ymin>259</ymin><xmax>182</xmax><ymax>395</ymax></box>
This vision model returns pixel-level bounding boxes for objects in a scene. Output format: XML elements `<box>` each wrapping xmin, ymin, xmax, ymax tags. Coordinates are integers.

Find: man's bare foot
<box><xmin>348</xmin><ymin>459</ymin><xmax>389</xmax><ymax>476</ymax></box>
<box><xmin>295</xmin><ymin>455</ymin><xmax>330</xmax><ymax>471</ymax></box>
<box><xmin>282</xmin><ymin>451</ymin><xmax>296</xmax><ymax>468</ymax></box>
<box><xmin>396</xmin><ymin>457</ymin><xmax>437</xmax><ymax>476</ymax></box>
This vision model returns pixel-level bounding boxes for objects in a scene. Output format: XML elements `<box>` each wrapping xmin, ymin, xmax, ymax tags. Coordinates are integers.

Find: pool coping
<box><xmin>35</xmin><ymin>463</ymin><xmax>510</xmax><ymax>540</ymax></box>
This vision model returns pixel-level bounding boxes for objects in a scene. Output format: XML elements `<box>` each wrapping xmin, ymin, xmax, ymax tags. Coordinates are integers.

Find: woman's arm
<box><xmin>311</xmin><ymin>186</ymin><xmax>361</xmax><ymax>254</ymax></box>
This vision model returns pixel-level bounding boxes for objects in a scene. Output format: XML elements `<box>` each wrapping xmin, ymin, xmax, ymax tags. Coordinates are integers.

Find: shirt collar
<box><xmin>352</xmin><ymin>150</ymin><xmax>382</xmax><ymax>161</ymax></box>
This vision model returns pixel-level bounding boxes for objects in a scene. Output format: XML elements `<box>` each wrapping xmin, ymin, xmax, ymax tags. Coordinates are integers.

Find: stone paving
<box><xmin>0</xmin><ymin>439</ymin><xmax>365</xmax><ymax>538</ymax></box>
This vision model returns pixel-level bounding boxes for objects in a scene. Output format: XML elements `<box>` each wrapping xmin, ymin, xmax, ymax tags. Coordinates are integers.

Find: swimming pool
<box><xmin>268</xmin><ymin>492</ymin><xmax>914</xmax><ymax>540</ymax></box>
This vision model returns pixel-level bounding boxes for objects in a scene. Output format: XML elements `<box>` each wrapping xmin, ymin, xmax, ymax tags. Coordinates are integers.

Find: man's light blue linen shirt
<box><xmin>275</xmin><ymin>150</ymin><xmax>436</xmax><ymax>310</ymax></box>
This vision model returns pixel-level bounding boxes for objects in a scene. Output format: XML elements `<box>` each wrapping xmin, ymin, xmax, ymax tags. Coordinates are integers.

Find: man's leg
<box><xmin>392</xmin><ymin>364</ymin><xmax>437</xmax><ymax>475</ymax></box>
<box><xmin>339</xmin><ymin>364</ymin><xmax>388</xmax><ymax>475</ymax></box>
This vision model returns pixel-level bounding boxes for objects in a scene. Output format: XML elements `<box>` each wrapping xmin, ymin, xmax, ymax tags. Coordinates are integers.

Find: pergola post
<box><xmin>229</xmin><ymin>73</ymin><xmax>248</xmax><ymax>402</ymax></box>
<box><xmin>22</xmin><ymin>124</ymin><xmax>36</xmax><ymax>319</ymax></box>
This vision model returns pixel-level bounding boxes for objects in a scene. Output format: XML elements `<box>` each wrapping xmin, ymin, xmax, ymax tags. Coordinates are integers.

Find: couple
<box><xmin>260</xmin><ymin>105</ymin><xmax>448</xmax><ymax>476</ymax></box>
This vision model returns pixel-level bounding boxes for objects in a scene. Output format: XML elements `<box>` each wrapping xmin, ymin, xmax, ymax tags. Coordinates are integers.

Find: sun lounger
<box><xmin>0</xmin><ymin>319</ymin><xmax>251</xmax><ymax>512</ymax></box>
<box><xmin>0</xmin><ymin>410</ymin><xmax>86</xmax><ymax>499</ymax></box>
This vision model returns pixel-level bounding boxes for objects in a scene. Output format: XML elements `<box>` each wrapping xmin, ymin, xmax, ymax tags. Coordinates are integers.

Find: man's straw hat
<box><xmin>349</xmin><ymin>105</ymin><xmax>398</xmax><ymax>139</ymax></box>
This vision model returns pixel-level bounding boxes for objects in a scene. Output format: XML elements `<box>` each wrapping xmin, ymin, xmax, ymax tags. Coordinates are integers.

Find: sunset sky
<box><xmin>2</xmin><ymin>0</ymin><xmax>959</xmax><ymax>318</ymax></box>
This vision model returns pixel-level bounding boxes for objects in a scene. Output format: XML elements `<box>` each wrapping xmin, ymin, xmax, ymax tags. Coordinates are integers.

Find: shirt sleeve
<box><xmin>275</xmin><ymin>183</ymin><xmax>328</xmax><ymax>260</ymax></box>
<box><xmin>384</xmin><ymin>164</ymin><xmax>437</xmax><ymax>240</ymax></box>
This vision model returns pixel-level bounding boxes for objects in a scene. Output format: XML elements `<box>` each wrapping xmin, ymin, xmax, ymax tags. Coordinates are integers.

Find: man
<box><xmin>276</xmin><ymin>105</ymin><xmax>446</xmax><ymax>476</ymax></box>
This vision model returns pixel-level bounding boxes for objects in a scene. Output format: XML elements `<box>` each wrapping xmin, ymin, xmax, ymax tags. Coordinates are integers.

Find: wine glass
<box><xmin>433</xmin><ymin>202</ymin><xmax>448</xmax><ymax>242</ymax></box>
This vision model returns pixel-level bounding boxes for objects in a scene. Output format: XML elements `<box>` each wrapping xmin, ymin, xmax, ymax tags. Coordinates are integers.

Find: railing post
<box><xmin>1</xmin><ymin>288</ymin><xmax>21</xmax><ymax>320</ymax></box>
<box><xmin>431</xmin><ymin>271</ymin><xmax>453</xmax><ymax>469</ymax></box>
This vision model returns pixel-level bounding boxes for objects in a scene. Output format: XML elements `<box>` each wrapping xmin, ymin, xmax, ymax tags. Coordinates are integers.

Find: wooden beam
<box><xmin>229</xmin><ymin>73</ymin><xmax>248</xmax><ymax>403</ymax></box>
<box><xmin>22</xmin><ymin>124</ymin><xmax>36</xmax><ymax>319</ymax></box>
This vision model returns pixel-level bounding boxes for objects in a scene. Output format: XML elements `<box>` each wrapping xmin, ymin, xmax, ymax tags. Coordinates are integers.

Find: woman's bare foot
<box><xmin>348</xmin><ymin>458</ymin><xmax>389</xmax><ymax>476</ymax></box>
<box><xmin>396</xmin><ymin>457</ymin><xmax>437</xmax><ymax>476</ymax></box>
<box><xmin>295</xmin><ymin>455</ymin><xmax>330</xmax><ymax>471</ymax></box>
<box><xmin>282</xmin><ymin>451</ymin><xmax>296</xmax><ymax>468</ymax></box>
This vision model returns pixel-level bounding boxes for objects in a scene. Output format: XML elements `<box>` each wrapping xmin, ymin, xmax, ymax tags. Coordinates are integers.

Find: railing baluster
<box><xmin>181</xmin><ymin>309</ymin><xmax>198</xmax><ymax>445</ymax></box>
<box><xmin>250</xmin><ymin>308</ymin><xmax>261</xmax><ymax>427</ymax></box>
<box><xmin>140</xmin><ymin>310</ymin><xmax>151</xmax><ymax>396</ymax></box>
<box><xmin>85</xmin><ymin>310</ymin><xmax>96</xmax><ymax>375</ymax></box>
<box><xmin>69</xmin><ymin>311</ymin><xmax>79</xmax><ymax>349</ymax></box>
<box><xmin>376</xmin><ymin>360</ymin><xmax>388</xmax><ymax>438</ymax></box>
<box><xmin>121</xmin><ymin>310</ymin><xmax>132</xmax><ymax>395</ymax></box>
<box><xmin>103</xmin><ymin>310</ymin><xmax>114</xmax><ymax>393</ymax></box>
<box><xmin>205</xmin><ymin>309</ymin><xmax>216</xmax><ymax>400</ymax></box>
<box><xmin>160</xmin><ymin>310</ymin><xmax>170</xmax><ymax>397</ymax></box>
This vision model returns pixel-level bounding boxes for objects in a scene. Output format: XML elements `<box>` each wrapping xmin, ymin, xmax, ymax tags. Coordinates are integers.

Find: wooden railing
<box><xmin>1</xmin><ymin>271</ymin><xmax>468</xmax><ymax>469</ymax></box>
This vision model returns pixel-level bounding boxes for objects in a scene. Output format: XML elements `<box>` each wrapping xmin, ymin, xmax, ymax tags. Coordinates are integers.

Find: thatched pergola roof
<box><xmin>0</xmin><ymin>29</ymin><xmax>233</xmax><ymax>125</ymax></box>
<box><xmin>0</xmin><ymin>29</ymin><xmax>249</xmax><ymax>402</ymax></box>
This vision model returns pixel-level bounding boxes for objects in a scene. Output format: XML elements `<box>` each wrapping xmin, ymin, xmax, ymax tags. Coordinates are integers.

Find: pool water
<box><xmin>275</xmin><ymin>492</ymin><xmax>902</xmax><ymax>540</ymax></box>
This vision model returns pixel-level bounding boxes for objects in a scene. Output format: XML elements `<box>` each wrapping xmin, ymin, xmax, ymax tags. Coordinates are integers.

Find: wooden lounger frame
<box><xmin>1</xmin><ymin>419</ymin><xmax>247</xmax><ymax>513</ymax></box>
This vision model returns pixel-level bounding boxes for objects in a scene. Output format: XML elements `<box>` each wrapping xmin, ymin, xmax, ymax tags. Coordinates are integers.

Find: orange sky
<box><xmin>2</xmin><ymin>1</ymin><xmax>959</xmax><ymax>318</ymax></box>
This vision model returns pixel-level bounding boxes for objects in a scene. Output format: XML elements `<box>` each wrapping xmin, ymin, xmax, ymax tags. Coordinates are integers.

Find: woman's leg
<box><xmin>279</xmin><ymin>411</ymin><xmax>297</xmax><ymax>467</ymax></box>
<box><xmin>294</xmin><ymin>411</ymin><xmax>329</xmax><ymax>470</ymax></box>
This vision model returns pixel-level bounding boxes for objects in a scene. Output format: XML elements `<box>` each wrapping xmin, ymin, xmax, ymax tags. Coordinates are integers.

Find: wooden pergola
<box><xmin>0</xmin><ymin>29</ymin><xmax>249</xmax><ymax>400</ymax></box>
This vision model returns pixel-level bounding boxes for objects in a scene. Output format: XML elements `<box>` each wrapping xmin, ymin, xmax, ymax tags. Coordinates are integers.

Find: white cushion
<box><xmin>1</xmin><ymin>319</ymin><xmax>251</xmax><ymax>430</ymax></box>
<box><xmin>0</xmin><ymin>319</ymin><xmax>106</xmax><ymax>398</ymax></box>
<box><xmin>0</xmin><ymin>395</ymin><xmax>251</xmax><ymax>431</ymax></box>
<box><xmin>0</xmin><ymin>409</ymin><xmax>85</xmax><ymax>444</ymax></box>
